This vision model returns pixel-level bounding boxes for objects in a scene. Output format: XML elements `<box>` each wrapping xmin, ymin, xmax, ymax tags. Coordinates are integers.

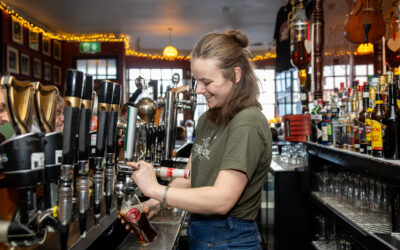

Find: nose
<box><xmin>195</xmin><ymin>82</ymin><xmax>205</xmax><ymax>95</ymax></box>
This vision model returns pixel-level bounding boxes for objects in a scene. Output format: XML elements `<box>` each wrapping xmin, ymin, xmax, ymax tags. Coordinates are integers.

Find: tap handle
<box><xmin>62</xmin><ymin>69</ymin><xmax>84</xmax><ymax>164</ymax></box>
<box><xmin>77</xmin><ymin>75</ymin><xmax>94</xmax><ymax>161</ymax></box>
<box><xmin>95</xmin><ymin>80</ymin><xmax>114</xmax><ymax>157</ymax></box>
<box><xmin>106</xmin><ymin>83</ymin><xmax>121</xmax><ymax>154</ymax></box>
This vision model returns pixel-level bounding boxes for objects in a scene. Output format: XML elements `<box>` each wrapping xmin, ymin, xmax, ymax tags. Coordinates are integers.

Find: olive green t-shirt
<box><xmin>191</xmin><ymin>106</ymin><xmax>272</xmax><ymax>221</ymax></box>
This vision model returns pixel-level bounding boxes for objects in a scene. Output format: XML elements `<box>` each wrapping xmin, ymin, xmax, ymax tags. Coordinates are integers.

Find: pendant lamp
<box><xmin>163</xmin><ymin>28</ymin><xmax>178</xmax><ymax>59</ymax></box>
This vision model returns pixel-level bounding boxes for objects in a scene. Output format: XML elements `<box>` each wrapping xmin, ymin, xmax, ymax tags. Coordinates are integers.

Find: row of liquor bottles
<box><xmin>308</xmin><ymin>71</ymin><xmax>400</xmax><ymax>159</ymax></box>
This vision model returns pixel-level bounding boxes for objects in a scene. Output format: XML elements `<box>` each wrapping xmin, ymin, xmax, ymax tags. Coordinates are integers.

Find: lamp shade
<box><xmin>356</xmin><ymin>43</ymin><xmax>374</xmax><ymax>55</ymax></box>
<box><xmin>163</xmin><ymin>45</ymin><xmax>178</xmax><ymax>59</ymax></box>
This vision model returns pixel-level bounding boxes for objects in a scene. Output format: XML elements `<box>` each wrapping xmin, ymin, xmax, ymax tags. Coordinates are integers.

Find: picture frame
<box><xmin>29</xmin><ymin>31</ymin><xmax>39</xmax><ymax>51</ymax></box>
<box><xmin>53</xmin><ymin>40</ymin><xmax>61</xmax><ymax>60</ymax></box>
<box><xmin>6</xmin><ymin>45</ymin><xmax>19</xmax><ymax>74</ymax></box>
<box><xmin>11</xmin><ymin>16</ymin><xmax>23</xmax><ymax>45</ymax></box>
<box><xmin>33</xmin><ymin>57</ymin><xmax>42</xmax><ymax>79</ymax></box>
<box><xmin>53</xmin><ymin>65</ymin><xmax>61</xmax><ymax>86</ymax></box>
<box><xmin>42</xmin><ymin>37</ymin><xmax>51</xmax><ymax>57</ymax></box>
<box><xmin>20</xmin><ymin>53</ymin><xmax>30</xmax><ymax>76</ymax></box>
<box><xmin>44</xmin><ymin>62</ymin><xmax>51</xmax><ymax>82</ymax></box>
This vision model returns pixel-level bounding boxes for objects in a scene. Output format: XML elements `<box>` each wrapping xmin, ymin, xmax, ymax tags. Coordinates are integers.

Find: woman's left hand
<box><xmin>127</xmin><ymin>160</ymin><xmax>160</xmax><ymax>197</ymax></box>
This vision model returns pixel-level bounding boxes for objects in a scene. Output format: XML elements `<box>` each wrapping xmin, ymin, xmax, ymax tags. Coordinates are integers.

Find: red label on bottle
<box><xmin>126</xmin><ymin>207</ymin><xmax>141</xmax><ymax>223</ymax></box>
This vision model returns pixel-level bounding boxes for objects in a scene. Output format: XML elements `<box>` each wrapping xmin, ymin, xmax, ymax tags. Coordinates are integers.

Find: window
<box><xmin>126</xmin><ymin>68</ymin><xmax>183</xmax><ymax>97</ymax></box>
<box><xmin>275</xmin><ymin>68</ymin><xmax>301</xmax><ymax>117</ymax></box>
<box><xmin>76</xmin><ymin>58</ymin><xmax>117</xmax><ymax>80</ymax></box>
<box><xmin>322</xmin><ymin>64</ymin><xmax>373</xmax><ymax>101</ymax></box>
<box><xmin>255</xmin><ymin>69</ymin><xmax>276</xmax><ymax>121</ymax></box>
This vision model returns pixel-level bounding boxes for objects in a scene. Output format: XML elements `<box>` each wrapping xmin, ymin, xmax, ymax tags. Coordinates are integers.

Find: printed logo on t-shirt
<box><xmin>192</xmin><ymin>137</ymin><xmax>211</xmax><ymax>161</ymax></box>
<box><xmin>279</xmin><ymin>22</ymin><xmax>289</xmax><ymax>42</ymax></box>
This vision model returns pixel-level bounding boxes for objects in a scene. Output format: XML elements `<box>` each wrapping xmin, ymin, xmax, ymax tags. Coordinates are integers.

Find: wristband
<box><xmin>163</xmin><ymin>186</ymin><xmax>171</xmax><ymax>207</ymax></box>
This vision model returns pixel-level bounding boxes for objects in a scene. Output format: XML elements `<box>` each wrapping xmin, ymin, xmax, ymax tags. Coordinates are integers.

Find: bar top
<box><xmin>117</xmin><ymin>207</ymin><xmax>187</xmax><ymax>250</ymax></box>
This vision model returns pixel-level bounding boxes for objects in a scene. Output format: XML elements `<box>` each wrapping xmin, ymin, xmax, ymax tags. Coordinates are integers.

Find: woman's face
<box><xmin>191</xmin><ymin>58</ymin><xmax>234</xmax><ymax>109</ymax></box>
<box><xmin>0</xmin><ymin>88</ymin><xmax>10</xmax><ymax>126</ymax></box>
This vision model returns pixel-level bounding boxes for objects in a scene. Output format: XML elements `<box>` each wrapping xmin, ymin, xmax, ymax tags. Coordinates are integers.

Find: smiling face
<box><xmin>191</xmin><ymin>58</ymin><xmax>235</xmax><ymax>109</ymax></box>
<box><xmin>0</xmin><ymin>88</ymin><xmax>10</xmax><ymax>126</ymax></box>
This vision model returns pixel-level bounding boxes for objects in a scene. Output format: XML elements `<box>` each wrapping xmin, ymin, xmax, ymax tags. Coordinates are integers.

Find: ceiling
<box><xmin>4</xmin><ymin>0</ymin><xmax>394</xmax><ymax>57</ymax></box>
<box><xmin>3</xmin><ymin>0</ymin><xmax>287</xmax><ymax>56</ymax></box>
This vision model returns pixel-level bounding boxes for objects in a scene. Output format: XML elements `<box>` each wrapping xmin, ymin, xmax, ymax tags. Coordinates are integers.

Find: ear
<box><xmin>233</xmin><ymin>67</ymin><xmax>242</xmax><ymax>84</ymax></box>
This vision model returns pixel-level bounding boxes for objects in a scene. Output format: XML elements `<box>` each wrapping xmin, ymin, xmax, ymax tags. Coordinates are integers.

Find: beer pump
<box><xmin>92</xmin><ymin>80</ymin><xmax>113</xmax><ymax>224</ymax></box>
<box><xmin>32</xmin><ymin>82</ymin><xmax>61</xmax><ymax>226</ymax></box>
<box><xmin>75</xmin><ymin>75</ymin><xmax>94</xmax><ymax>236</ymax></box>
<box><xmin>0</xmin><ymin>76</ymin><xmax>46</xmax><ymax>246</ymax></box>
<box><xmin>59</xmin><ymin>69</ymin><xmax>84</xmax><ymax>250</ymax></box>
<box><xmin>105</xmin><ymin>83</ymin><xmax>121</xmax><ymax>214</ymax></box>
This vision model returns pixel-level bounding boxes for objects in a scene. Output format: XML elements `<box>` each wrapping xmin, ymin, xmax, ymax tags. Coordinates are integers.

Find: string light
<box><xmin>0</xmin><ymin>1</ymin><xmax>273</xmax><ymax>62</ymax></box>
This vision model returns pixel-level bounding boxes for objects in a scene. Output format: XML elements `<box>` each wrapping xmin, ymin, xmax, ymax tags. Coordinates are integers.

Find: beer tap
<box><xmin>92</xmin><ymin>80</ymin><xmax>113</xmax><ymax>224</ymax></box>
<box><xmin>0</xmin><ymin>76</ymin><xmax>46</xmax><ymax>246</ymax></box>
<box><xmin>104</xmin><ymin>82</ymin><xmax>121</xmax><ymax>215</ymax></box>
<box><xmin>75</xmin><ymin>75</ymin><xmax>94</xmax><ymax>236</ymax></box>
<box><xmin>59</xmin><ymin>69</ymin><xmax>84</xmax><ymax>250</ymax></box>
<box><xmin>32</xmin><ymin>82</ymin><xmax>60</xmax><ymax>230</ymax></box>
<box><xmin>115</xmin><ymin>104</ymin><xmax>139</xmax><ymax>209</ymax></box>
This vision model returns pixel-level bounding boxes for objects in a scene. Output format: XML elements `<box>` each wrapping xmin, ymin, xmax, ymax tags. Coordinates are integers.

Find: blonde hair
<box><xmin>190</xmin><ymin>30</ymin><xmax>261</xmax><ymax>125</ymax></box>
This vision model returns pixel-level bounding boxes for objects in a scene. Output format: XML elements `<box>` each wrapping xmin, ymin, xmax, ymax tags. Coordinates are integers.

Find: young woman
<box><xmin>125</xmin><ymin>30</ymin><xmax>272</xmax><ymax>249</ymax></box>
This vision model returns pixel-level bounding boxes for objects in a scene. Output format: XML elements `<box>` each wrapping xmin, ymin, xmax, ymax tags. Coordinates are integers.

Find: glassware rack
<box><xmin>307</xmin><ymin>142</ymin><xmax>400</xmax><ymax>249</ymax></box>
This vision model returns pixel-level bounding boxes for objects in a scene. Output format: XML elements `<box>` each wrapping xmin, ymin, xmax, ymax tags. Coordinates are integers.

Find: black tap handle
<box><xmin>106</xmin><ymin>83</ymin><xmax>121</xmax><ymax>153</ymax></box>
<box><xmin>77</xmin><ymin>76</ymin><xmax>94</xmax><ymax>161</ymax></box>
<box><xmin>95</xmin><ymin>80</ymin><xmax>114</xmax><ymax>157</ymax></box>
<box><xmin>62</xmin><ymin>69</ymin><xmax>84</xmax><ymax>164</ymax></box>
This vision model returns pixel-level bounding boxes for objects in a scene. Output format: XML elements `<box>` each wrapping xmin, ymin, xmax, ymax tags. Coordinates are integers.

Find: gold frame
<box><xmin>6</xmin><ymin>45</ymin><xmax>19</xmax><ymax>74</ymax></box>
<box><xmin>11</xmin><ymin>16</ymin><xmax>23</xmax><ymax>45</ymax></box>
<box><xmin>29</xmin><ymin>30</ymin><xmax>39</xmax><ymax>51</ymax></box>
<box><xmin>53</xmin><ymin>40</ymin><xmax>61</xmax><ymax>60</ymax></box>
<box><xmin>20</xmin><ymin>53</ymin><xmax>30</xmax><ymax>76</ymax></box>
<box><xmin>42</xmin><ymin>37</ymin><xmax>51</xmax><ymax>56</ymax></box>
<box><xmin>44</xmin><ymin>62</ymin><xmax>52</xmax><ymax>82</ymax></box>
<box><xmin>53</xmin><ymin>65</ymin><xmax>61</xmax><ymax>86</ymax></box>
<box><xmin>33</xmin><ymin>57</ymin><xmax>42</xmax><ymax>79</ymax></box>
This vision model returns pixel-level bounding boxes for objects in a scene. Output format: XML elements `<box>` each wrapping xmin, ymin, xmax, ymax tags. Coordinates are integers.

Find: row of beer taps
<box><xmin>0</xmin><ymin>69</ymin><xmax>196</xmax><ymax>249</ymax></box>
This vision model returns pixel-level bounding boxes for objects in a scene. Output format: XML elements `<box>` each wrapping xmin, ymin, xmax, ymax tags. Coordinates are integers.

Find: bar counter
<box><xmin>117</xmin><ymin>207</ymin><xmax>187</xmax><ymax>250</ymax></box>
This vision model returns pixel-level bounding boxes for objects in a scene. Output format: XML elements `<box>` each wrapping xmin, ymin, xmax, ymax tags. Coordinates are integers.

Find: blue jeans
<box><xmin>187</xmin><ymin>215</ymin><xmax>262</xmax><ymax>249</ymax></box>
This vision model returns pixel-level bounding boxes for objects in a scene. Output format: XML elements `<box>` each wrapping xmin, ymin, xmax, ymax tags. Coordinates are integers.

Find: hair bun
<box><xmin>226</xmin><ymin>30</ymin><xmax>249</xmax><ymax>48</ymax></box>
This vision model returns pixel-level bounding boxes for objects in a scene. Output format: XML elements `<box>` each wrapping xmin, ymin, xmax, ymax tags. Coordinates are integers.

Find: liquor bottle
<box><xmin>300</xmin><ymin>70</ymin><xmax>310</xmax><ymax>114</ymax></box>
<box><xmin>366</xmin><ymin>84</ymin><xmax>373</xmax><ymax>154</ymax></box>
<box><xmin>118</xmin><ymin>194</ymin><xmax>158</xmax><ymax>244</ymax></box>
<box><xmin>380</xmin><ymin>75</ymin><xmax>388</xmax><ymax>112</ymax></box>
<box><xmin>321</xmin><ymin>105</ymin><xmax>329</xmax><ymax>146</ymax></box>
<box><xmin>359</xmin><ymin>82</ymin><xmax>369</xmax><ymax>154</ymax></box>
<box><xmin>371</xmin><ymin>92</ymin><xmax>385</xmax><ymax>158</ymax></box>
<box><xmin>311</xmin><ymin>99</ymin><xmax>323</xmax><ymax>143</ymax></box>
<box><xmin>352</xmin><ymin>81</ymin><xmax>360</xmax><ymax>152</ymax></box>
<box><xmin>383</xmin><ymin>81</ymin><xmax>400</xmax><ymax>159</ymax></box>
<box><xmin>346</xmin><ymin>88</ymin><xmax>354</xmax><ymax>151</ymax></box>
<box><xmin>333</xmin><ymin>83</ymin><xmax>346</xmax><ymax>148</ymax></box>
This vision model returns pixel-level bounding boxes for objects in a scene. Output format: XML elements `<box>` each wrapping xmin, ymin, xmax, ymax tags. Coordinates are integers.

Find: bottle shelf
<box><xmin>306</xmin><ymin>142</ymin><xmax>400</xmax><ymax>185</ymax></box>
<box><xmin>310</xmin><ymin>192</ymin><xmax>399</xmax><ymax>249</ymax></box>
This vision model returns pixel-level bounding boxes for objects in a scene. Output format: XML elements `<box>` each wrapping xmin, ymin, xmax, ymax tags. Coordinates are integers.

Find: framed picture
<box><xmin>20</xmin><ymin>53</ymin><xmax>30</xmax><ymax>76</ymax></box>
<box><xmin>53</xmin><ymin>65</ymin><xmax>61</xmax><ymax>86</ymax></box>
<box><xmin>11</xmin><ymin>16</ymin><xmax>23</xmax><ymax>45</ymax></box>
<box><xmin>44</xmin><ymin>62</ymin><xmax>51</xmax><ymax>81</ymax></box>
<box><xmin>6</xmin><ymin>45</ymin><xmax>19</xmax><ymax>74</ymax></box>
<box><xmin>53</xmin><ymin>40</ymin><xmax>61</xmax><ymax>60</ymax></box>
<box><xmin>33</xmin><ymin>57</ymin><xmax>42</xmax><ymax>79</ymax></box>
<box><xmin>42</xmin><ymin>37</ymin><xmax>51</xmax><ymax>56</ymax></box>
<box><xmin>29</xmin><ymin>31</ymin><xmax>39</xmax><ymax>51</ymax></box>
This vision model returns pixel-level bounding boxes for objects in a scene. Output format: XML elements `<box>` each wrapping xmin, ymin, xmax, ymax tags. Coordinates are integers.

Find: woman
<box><xmin>125</xmin><ymin>30</ymin><xmax>272</xmax><ymax>249</ymax></box>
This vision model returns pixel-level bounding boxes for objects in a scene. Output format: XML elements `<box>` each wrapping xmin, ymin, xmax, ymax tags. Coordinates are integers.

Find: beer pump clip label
<box><xmin>126</xmin><ymin>207</ymin><xmax>141</xmax><ymax>223</ymax></box>
<box><xmin>31</xmin><ymin>152</ymin><xmax>45</xmax><ymax>169</ymax></box>
<box><xmin>55</xmin><ymin>150</ymin><xmax>63</xmax><ymax>164</ymax></box>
